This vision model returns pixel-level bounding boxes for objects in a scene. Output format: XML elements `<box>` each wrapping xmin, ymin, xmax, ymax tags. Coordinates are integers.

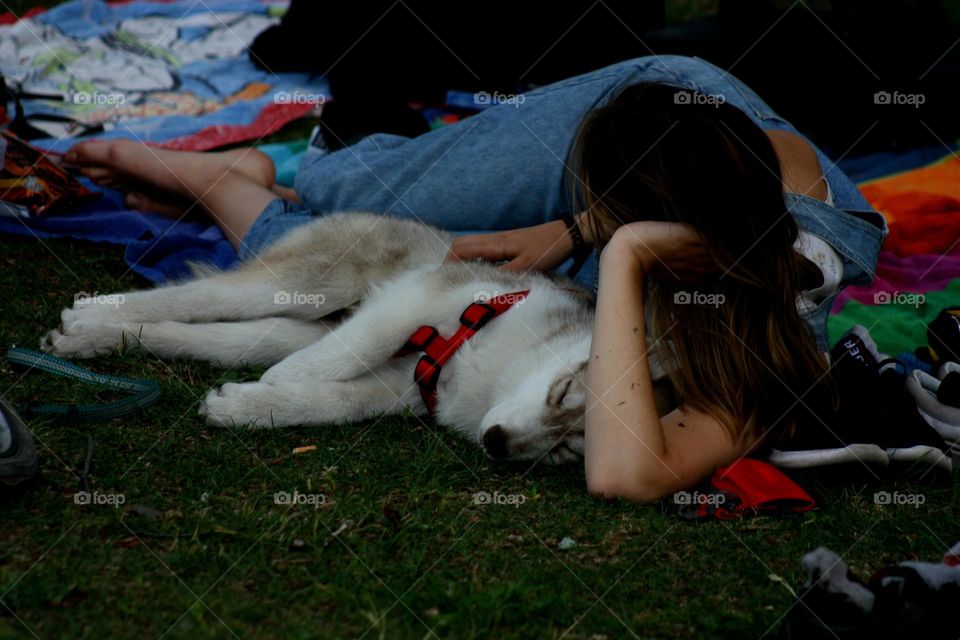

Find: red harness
<box><xmin>397</xmin><ymin>290</ymin><xmax>529</xmax><ymax>415</ymax></box>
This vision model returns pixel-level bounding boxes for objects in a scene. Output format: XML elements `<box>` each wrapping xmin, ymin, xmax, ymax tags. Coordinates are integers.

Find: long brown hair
<box><xmin>572</xmin><ymin>82</ymin><xmax>831</xmax><ymax>447</ymax></box>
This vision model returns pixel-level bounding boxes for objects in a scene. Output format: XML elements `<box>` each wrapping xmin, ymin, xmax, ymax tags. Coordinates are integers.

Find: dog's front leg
<box><xmin>199</xmin><ymin>359</ymin><xmax>423</xmax><ymax>428</ymax></box>
<box><xmin>260</xmin><ymin>283</ymin><xmax>462</xmax><ymax>382</ymax></box>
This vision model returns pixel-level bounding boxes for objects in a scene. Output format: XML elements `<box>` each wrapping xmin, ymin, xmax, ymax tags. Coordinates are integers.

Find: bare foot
<box><xmin>123</xmin><ymin>189</ymin><xmax>196</xmax><ymax>218</ymax></box>
<box><xmin>64</xmin><ymin>140</ymin><xmax>277</xmax><ymax>218</ymax></box>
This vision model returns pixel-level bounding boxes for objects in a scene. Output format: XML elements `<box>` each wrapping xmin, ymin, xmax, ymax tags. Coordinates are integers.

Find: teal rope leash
<box><xmin>5</xmin><ymin>347</ymin><xmax>160</xmax><ymax>421</ymax></box>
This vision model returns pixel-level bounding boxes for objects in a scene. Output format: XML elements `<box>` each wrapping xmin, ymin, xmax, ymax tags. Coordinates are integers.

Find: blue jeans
<box><xmin>240</xmin><ymin>55</ymin><xmax>886</xmax><ymax>350</ymax></box>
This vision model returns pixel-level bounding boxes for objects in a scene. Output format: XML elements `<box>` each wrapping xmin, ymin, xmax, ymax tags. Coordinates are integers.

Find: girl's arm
<box><xmin>446</xmin><ymin>212</ymin><xmax>598</xmax><ymax>272</ymax></box>
<box><xmin>584</xmin><ymin>224</ymin><xmax>741</xmax><ymax>503</ymax></box>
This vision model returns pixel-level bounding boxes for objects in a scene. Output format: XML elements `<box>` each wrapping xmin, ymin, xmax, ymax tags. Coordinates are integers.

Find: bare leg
<box><xmin>67</xmin><ymin>142</ymin><xmax>275</xmax><ymax>194</ymax></box>
<box><xmin>271</xmin><ymin>184</ymin><xmax>300</xmax><ymax>203</ymax></box>
<box><xmin>197</xmin><ymin>169</ymin><xmax>278</xmax><ymax>249</ymax></box>
<box><xmin>66</xmin><ymin>139</ymin><xmax>277</xmax><ymax>249</ymax></box>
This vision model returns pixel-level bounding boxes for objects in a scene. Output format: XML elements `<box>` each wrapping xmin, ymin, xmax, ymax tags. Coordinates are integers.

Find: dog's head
<box><xmin>477</xmin><ymin>358</ymin><xmax>588</xmax><ymax>465</ymax></box>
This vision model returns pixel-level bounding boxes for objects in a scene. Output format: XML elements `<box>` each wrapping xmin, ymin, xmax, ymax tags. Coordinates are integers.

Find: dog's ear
<box><xmin>547</xmin><ymin>361</ymin><xmax>588</xmax><ymax>410</ymax></box>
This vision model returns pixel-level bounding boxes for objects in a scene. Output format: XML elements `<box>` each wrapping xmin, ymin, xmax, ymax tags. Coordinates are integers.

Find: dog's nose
<box><xmin>482</xmin><ymin>425</ymin><xmax>509</xmax><ymax>460</ymax></box>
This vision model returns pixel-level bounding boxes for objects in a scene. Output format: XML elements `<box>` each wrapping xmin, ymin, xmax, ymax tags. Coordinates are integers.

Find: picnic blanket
<box><xmin>0</xmin><ymin>0</ymin><xmax>325</xmax><ymax>152</ymax></box>
<box><xmin>0</xmin><ymin>0</ymin><xmax>327</xmax><ymax>282</ymax></box>
<box><xmin>829</xmin><ymin>148</ymin><xmax>960</xmax><ymax>358</ymax></box>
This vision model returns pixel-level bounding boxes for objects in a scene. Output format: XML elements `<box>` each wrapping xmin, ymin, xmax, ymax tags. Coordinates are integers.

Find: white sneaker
<box><xmin>905</xmin><ymin>369</ymin><xmax>960</xmax><ymax>460</ymax></box>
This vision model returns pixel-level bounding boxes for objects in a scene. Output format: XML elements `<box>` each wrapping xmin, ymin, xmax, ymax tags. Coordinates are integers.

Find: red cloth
<box><xmin>679</xmin><ymin>458</ymin><xmax>815</xmax><ymax>521</ymax></box>
<box><xmin>0</xmin><ymin>6</ymin><xmax>45</xmax><ymax>25</ymax></box>
<box><xmin>157</xmin><ymin>102</ymin><xmax>315</xmax><ymax>152</ymax></box>
<box><xmin>859</xmin><ymin>156</ymin><xmax>960</xmax><ymax>257</ymax></box>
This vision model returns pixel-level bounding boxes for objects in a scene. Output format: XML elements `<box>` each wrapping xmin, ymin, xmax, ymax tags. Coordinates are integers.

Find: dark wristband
<box><xmin>560</xmin><ymin>214</ymin><xmax>591</xmax><ymax>278</ymax></box>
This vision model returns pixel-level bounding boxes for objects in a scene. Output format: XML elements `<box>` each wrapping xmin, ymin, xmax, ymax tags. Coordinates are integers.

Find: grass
<box><xmin>0</xmin><ymin>1</ymin><xmax>958</xmax><ymax>637</ymax></box>
<box><xmin>0</xmin><ymin>232</ymin><xmax>958</xmax><ymax>640</ymax></box>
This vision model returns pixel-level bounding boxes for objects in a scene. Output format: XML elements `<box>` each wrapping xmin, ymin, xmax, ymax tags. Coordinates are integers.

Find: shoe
<box><xmin>0</xmin><ymin>396</ymin><xmax>38</xmax><ymax>487</ymax></box>
<box><xmin>905</xmin><ymin>369</ymin><xmax>960</xmax><ymax>461</ymax></box>
<box><xmin>767</xmin><ymin>436</ymin><xmax>890</xmax><ymax>471</ymax></box>
<box><xmin>770</xmin><ymin>326</ymin><xmax>889</xmax><ymax>471</ymax></box>
<box><xmin>867</xmin><ymin>553</ymin><xmax>960</xmax><ymax>639</ymax></box>
<box><xmin>770</xmin><ymin>325</ymin><xmax>953</xmax><ymax>475</ymax></box>
<box><xmin>928</xmin><ymin>307</ymin><xmax>960</xmax><ymax>371</ymax></box>
<box><xmin>779</xmin><ymin>547</ymin><xmax>881</xmax><ymax>640</ymax></box>
<box><xmin>876</xmin><ymin>364</ymin><xmax>953</xmax><ymax>475</ymax></box>
<box><xmin>840</xmin><ymin>326</ymin><xmax>951</xmax><ymax>475</ymax></box>
<box><xmin>936</xmin><ymin>361</ymin><xmax>960</xmax><ymax>408</ymax></box>
<box><xmin>940</xmin><ymin>360</ymin><xmax>960</xmax><ymax>379</ymax></box>
<box><xmin>780</xmin><ymin>545</ymin><xmax>960</xmax><ymax>640</ymax></box>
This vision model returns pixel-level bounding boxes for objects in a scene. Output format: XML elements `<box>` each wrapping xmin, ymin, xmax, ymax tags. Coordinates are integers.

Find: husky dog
<box><xmin>41</xmin><ymin>213</ymin><xmax>629</xmax><ymax>464</ymax></box>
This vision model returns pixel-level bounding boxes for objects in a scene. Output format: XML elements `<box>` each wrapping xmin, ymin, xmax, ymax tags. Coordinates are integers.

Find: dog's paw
<box><xmin>545</xmin><ymin>440</ymin><xmax>584</xmax><ymax>465</ymax></box>
<box><xmin>62</xmin><ymin>298</ymin><xmax>118</xmax><ymax>324</ymax></box>
<box><xmin>40</xmin><ymin>318</ymin><xmax>126</xmax><ymax>358</ymax></box>
<box><xmin>199</xmin><ymin>383</ymin><xmax>280</xmax><ymax>429</ymax></box>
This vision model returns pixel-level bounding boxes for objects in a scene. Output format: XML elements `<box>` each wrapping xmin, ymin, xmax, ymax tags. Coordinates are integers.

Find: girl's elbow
<box><xmin>586</xmin><ymin>473</ymin><xmax>670</xmax><ymax>504</ymax></box>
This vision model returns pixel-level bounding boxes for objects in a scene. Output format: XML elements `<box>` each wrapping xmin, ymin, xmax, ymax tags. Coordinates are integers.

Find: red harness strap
<box><xmin>398</xmin><ymin>290</ymin><xmax>529</xmax><ymax>415</ymax></box>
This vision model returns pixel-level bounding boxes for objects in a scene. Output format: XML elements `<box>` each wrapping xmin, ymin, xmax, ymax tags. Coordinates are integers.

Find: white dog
<box><xmin>42</xmin><ymin>213</ymin><xmax>650</xmax><ymax>464</ymax></box>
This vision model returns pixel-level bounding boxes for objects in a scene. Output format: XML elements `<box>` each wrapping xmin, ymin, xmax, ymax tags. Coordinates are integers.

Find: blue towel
<box><xmin>0</xmin><ymin>140</ymin><xmax>307</xmax><ymax>283</ymax></box>
<box><xmin>0</xmin><ymin>187</ymin><xmax>236</xmax><ymax>283</ymax></box>
<box><xmin>837</xmin><ymin>144</ymin><xmax>957</xmax><ymax>184</ymax></box>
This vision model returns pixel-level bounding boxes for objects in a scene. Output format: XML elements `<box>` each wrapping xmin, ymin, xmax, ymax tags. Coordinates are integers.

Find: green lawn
<box><xmin>1</xmin><ymin>0</ymin><xmax>958</xmax><ymax>636</ymax></box>
<box><xmin>0</xmin><ymin>233</ymin><xmax>957</xmax><ymax>639</ymax></box>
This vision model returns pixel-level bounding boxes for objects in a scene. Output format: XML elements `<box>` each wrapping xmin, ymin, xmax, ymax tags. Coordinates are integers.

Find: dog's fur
<box><xmin>42</xmin><ymin>213</ymin><xmax>662</xmax><ymax>464</ymax></box>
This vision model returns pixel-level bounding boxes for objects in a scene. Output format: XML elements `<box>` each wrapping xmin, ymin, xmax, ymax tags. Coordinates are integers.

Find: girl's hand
<box><xmin>604</xmin><ymin>221</ymin><xmax>716</xmax><ymax>281</ymax></box>
<box><xmin>446</xmin><ymin>220</ymin><xmax>574</xmax><ymax>272</ymax></box>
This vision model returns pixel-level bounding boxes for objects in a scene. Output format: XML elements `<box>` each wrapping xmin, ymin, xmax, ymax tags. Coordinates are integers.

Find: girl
<box><xmin>64</xmin><ymin>55</ymin><xmax>885</xmax><ymax>502</ymax></box>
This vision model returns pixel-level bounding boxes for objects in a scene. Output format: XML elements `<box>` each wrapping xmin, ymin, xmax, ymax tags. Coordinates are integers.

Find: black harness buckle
<box><xmin>460</xmin><ymin>303</ymin><xmax>496</xmax><ymax>331</ymax></box>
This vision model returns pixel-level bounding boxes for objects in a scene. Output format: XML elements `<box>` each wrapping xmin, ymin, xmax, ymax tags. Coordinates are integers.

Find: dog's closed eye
<box><xmin>547</xmin><ymin>362</ymin><xmax>588</xmax><ymax>411</ymax></box>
